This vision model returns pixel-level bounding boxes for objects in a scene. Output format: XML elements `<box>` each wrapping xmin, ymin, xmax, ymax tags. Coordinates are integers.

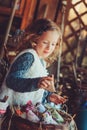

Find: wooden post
<box><xmin>0</xmin><ymin>0</ymin><xmax>19</xmax><ymax>59</ymax></box>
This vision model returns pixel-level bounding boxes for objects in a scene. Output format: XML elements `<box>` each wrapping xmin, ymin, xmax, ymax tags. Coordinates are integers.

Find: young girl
<box><xmin>0</xmin><ymin>18</ymin><xmax>66</xmax><ymax>106</ymax></box>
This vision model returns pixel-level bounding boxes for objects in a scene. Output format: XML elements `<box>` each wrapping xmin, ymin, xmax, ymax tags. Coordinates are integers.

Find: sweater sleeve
<box><xmin>6</xmin><ymin>52</ymin><xmax>40</xmax><ymax>92</ymax></box>
<box><xmin>42</xmin><ymin>91</ymin><xmax>52</xmax><ymax>104</ymax></box>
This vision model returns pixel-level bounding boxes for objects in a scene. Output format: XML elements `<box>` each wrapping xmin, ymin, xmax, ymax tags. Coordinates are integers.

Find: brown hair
<box><xmin>17</xmin><ymin>18</ymin><xmax>62</xmax><ymax>65</ymax></box>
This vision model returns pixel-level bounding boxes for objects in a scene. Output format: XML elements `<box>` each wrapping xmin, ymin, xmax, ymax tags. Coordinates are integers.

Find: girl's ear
<box><xmin>32</xmin><ymin>42</ymin><xmax>37</xmax><ymax>48</ymax></box>
<box><xmin>28</xmin><ymin>34</ymin><xmax>37</xmax><ymax>48</ymax></box>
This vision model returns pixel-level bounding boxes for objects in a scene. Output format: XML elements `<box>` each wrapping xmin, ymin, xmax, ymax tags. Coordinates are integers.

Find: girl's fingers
<box><xmin>38</xmin><ymin>76</ymin><xmax>55</xmax><ymax>92</ymax></box>
<box><xmin>39</xmin><ymin>78</ymin><xmax>53</xmax><ymax>87</ymax></box>
<box><xmin>50</xmin><ymin>94</ymin><xmax>67</xmax><ymax>104</ymax></box>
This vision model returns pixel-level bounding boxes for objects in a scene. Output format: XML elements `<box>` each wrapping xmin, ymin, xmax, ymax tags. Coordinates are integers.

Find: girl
<box><xmin>0</xmin><ymin>18</ymin><xmax>66</xmax><ymax>106</ymax></box>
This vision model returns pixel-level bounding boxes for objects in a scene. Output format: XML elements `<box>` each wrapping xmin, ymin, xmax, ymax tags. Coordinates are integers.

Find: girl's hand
<box><xmin>49</xmin><ymin>93</ymin><xmax>67</xmax><ymax>104</ymax></box>
<box><xmin>38</xmin><ymin>75</ymin><xmax>56</xmax><ymax>92</ymax></box>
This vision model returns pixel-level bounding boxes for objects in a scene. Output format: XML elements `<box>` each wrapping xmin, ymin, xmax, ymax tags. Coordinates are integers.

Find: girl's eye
<box><xmin>43</xmin><ymin>41</ymin><xmax>57</xmax><ymax>47</ymax></box>
<box><xmin>43</xmin><ymin>41</ymin><xmax>48</xmax><ymax>44</ymax></box>
<box><xmin>52</xmin><ymin>43</ymin><xmax>56</xmax><ymax>46</ymax></box>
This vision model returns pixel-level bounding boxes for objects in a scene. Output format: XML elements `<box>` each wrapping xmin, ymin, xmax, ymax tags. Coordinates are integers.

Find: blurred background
<box><xmin>0</xmin><ymin>0</ymin><xmax>87</xmax><ymax>117</ymax></box>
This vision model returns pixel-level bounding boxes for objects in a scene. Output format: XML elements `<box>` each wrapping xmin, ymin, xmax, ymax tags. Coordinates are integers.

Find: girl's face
<box><xmin>35</xmin><ymin>30</ymin><xmax>59</xmax><ymax>59</ymax></box>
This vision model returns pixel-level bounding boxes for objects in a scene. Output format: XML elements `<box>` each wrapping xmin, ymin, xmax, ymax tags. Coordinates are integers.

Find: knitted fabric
<box><xmin>0</xmin><ymin>49</ymin><xmax>49</xmax><ymax>105</ymax></box>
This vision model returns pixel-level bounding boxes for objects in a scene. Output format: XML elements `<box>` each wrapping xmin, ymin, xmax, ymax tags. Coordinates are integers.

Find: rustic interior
<box><xmin>0</xmin><ymin>0</ymin><xmax>87</xmax><ymax>118</ymax></box>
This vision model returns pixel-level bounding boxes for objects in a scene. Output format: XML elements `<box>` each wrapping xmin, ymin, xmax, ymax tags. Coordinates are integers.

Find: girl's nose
<box><xmin>46</xmin><ymin>43</ymin><xmax>51</xmax><ymax>49</ymax></box>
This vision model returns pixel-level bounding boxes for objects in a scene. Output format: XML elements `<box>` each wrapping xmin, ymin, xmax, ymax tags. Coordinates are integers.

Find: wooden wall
<box><xmin>0</xmin><ymin>0</ymin><xmax>87</xmax><ymax>65</ymax></box>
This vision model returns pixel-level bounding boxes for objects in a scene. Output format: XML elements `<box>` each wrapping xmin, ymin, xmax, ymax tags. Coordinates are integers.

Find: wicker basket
<box><xmin>1</xmin><ymin>107</ymin><xmax>77</xmax><ymax>130</ymax></box>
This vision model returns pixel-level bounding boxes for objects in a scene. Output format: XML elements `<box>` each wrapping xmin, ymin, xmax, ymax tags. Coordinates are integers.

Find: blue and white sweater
<box><xmin>0</xmin><ymin>49</ymin><xmax>51</xmax><ymax>105</ymax></box>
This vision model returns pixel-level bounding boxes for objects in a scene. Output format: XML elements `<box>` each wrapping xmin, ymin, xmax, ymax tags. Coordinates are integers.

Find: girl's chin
<box><xmin>43</xmin><ymin>55</ymin><xmax>50</xmax><ymax>59</ymax></box>
<box><xmin>39</xmin><ymin>55</ymin><xmax>48</xmax><ymax>59</ymax></box>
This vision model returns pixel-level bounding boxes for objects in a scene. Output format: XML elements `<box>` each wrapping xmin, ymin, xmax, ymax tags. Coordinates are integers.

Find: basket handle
<box><xmin>62</xmin><ymin>104</ymin><xmax>68</xmax><ymax>113</ymax></box>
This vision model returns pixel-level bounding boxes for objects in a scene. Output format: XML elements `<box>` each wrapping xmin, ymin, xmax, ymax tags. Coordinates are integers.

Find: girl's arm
<box><xmin>6</xmin><ymin>52</ymin><xmax>40</xmax><ymax>92</ymax></box>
